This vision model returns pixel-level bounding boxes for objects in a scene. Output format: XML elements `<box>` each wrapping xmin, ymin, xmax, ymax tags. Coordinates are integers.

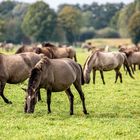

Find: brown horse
<box><xmin>38</xmin><ymin>42</ymin><xmax>77</xmax><ymax>61</ymax></box>
<box><xmin>83</xmin><ymin>51</ymin><xmax>134</xmax><ymax>84</ymax></box>
<box><xmin>0</xmin><ymin>52</ymin><xmax>43</xmax><ymax>104</ymax></box>
<box><xmin>15</xmin><ymin>45</ymin><xmax>37</xmax><ymax>54</ymax></box>
<box><xmin>24</xmin><ymin>57</ymin><xmax>88</xmax><ymax>115</ymax></box>
<box><xmin>35</xmin><ymin>47</ymin><xmax>54</xmax><ymax>59</ymax></box>
<box><xmin>119</xmin><ymin>45</ymin><xmax>140</xmax><ymax>72</ymax></box>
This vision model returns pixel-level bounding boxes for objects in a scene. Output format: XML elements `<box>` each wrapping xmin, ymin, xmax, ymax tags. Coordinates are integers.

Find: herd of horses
<box><xmin>0</xmin><ymin>42</ymin><xmax>138</xmax><ymax>115</ymax></box>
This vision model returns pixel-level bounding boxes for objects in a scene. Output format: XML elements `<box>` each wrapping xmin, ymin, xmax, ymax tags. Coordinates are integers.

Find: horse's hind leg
<box><xmin>74</xmin><ymin>54</ymin><xmax>77</xmax><ymax>62</ymax></box>
<box><xmin>46</xmin><ymin>89</ymin><xmax>52</xmax><ymax>113</ymax></box>
<box><xmin>65</xmin><ymin>88</ymin><xmax>74</xmax><ymax>115</ymax></box>
<box><xmin>0</xmin><ymin>81</ymin><xmax>12</xmax><ymax>104</ymax></box>
<box><xmin>37</xmin><ymin>88</ymin><xmax>41</xmax><ymax>101</ymax></box>
<box><xmin>73</xmin><ymin>82</ymin><xmax>88</xmax><ymax>115</ymax></box>
<box><xmin>100</xmin><ymin>70</ymin><xmax>105</xmax><ymax>84</ymax></box>
<box><xmin>118</xmin><ymin>71</ymin><xmax>122</xmax><ymax>83</ymax></box>
<box><xmin>93</xmin><ymin>69</ymin><xmax>96</xmax><ymax>84</ymax></box>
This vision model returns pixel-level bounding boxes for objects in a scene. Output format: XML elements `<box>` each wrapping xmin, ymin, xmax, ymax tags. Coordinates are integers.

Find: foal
<box><xmin>24</xmin><ymin>57</ymin><xmax>88</xmax><ymax>115</ymax></box>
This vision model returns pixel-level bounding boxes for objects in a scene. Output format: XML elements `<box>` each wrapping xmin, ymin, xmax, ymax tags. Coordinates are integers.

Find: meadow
<box><xmin>0</xmin><ymin>46</ymin><xmax>140</xmax><ymax>140</ymax></box>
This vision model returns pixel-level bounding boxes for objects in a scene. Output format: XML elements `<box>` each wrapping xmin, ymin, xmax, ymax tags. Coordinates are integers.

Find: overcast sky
<box><xmin>1</xmin><ymin>0</ymin><xmax>135</xmax><ymax>9</ymax></box>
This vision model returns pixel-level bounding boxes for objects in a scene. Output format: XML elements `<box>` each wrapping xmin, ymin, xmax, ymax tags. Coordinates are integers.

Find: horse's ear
<box><xmin>21</xmin><ymin>88</ymin><xmax>27</xmax><ymax>92</ymax></box>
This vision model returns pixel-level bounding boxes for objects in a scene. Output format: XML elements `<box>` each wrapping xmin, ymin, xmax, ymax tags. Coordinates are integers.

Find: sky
<box><xmin>14</xmin><ymin>0</ymin><xmax>134</xmax><ymax>9</ymax></box>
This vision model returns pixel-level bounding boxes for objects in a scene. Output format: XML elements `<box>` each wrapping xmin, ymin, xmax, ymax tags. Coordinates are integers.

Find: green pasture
<box><xmin>0</xmin><ymin>48</ymin><xmax>140</xmax><ymax>140</ymax></box>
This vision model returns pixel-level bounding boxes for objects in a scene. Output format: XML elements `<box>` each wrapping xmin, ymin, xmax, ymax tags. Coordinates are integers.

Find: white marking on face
<box><xmin>28</xmin><ymin>96</ymin><xmax>31</xmax><ymax>99</ymax></box>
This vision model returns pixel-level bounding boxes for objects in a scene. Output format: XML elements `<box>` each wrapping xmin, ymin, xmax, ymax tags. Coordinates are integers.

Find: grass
<box><xmin>86</xmin><ymin>38</ymin><xmax>132</xmax><ymax>47</ymax></box>
<box><xmin>0</xmin><ymin>48</ymin><xmax>140</xmax><ymax>140</ymax></box>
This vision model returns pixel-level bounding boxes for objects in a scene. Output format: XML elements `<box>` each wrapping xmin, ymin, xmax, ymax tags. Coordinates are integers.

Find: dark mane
<box><xmin>15</xmin><ymin>45</ymin><xmax>25</xmax><ymax>54</ymax></box>
<box><xmin>28</xmin><ymin>57</ymin><xmax>50</xmax><ymax>91</ymax></box>
<box><xmin>28</xmin><ymin>68</ymin><xmax>41</xmax><ymax>90</ymax></box>
<box><xmin>42</xmin><ymin>42</ymin><xmax>56</xmax><ymax>47</ymax></box>
<box><xmin>83</xmin><ymin>51</ymin><xmax>97</xmax><ymax>70</ymax></box>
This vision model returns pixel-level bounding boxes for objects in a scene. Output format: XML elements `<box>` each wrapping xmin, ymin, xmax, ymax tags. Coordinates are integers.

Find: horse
<box><xmin>119</xmin><ymin>45</ymin><xmax>140</xmax><ymax>72</ymax></box>
<box><xmin>24</xmin><ymin>57</ymin><xmax>88</xmax><ymax>115</ymax></box>
<box><xmin>81</xmin><ymin>43</ymin><xmax>96</xmax><ymax>52</ymax></box>
<box><xmin>40</xmin><ymin>42</ymin><xmax>77</xmax><ymax>61</ymax></box>
<box><xmin>0</xmin><ymin>52</ymin><xmax>44</xmax><ymax>104</ymax></box>
<box><xmin>123</xmin><ymin>51</ymin><xmax>140</xmax><ymax>72</ymax></box>
<box><xmin>15</xmin><ymin>44</ymin><xmax>37</xmax><ymax>54</ymax></box>
<box><xmin>83</xmin><ymin>51</ymin><xmax>134</xmax><ymax>84</ymax></box>
<box><xmin>35</xmin><ymin>47</ymin><xmax>54</xmax><ymax>59</ymax></box>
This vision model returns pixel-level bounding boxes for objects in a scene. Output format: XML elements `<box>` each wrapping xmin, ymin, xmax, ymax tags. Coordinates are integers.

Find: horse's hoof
<box><xmin>6</xmin><ymin>101</ymin><xmax>12</xmax><ymax>104</ymax></box>
<box><xmin>8</xmin><ymin>101</ymin><xmax>12</xmax><ymax>104</ymax></box>
<box><xmin>70</xmin><ymin>112</ymin><xmax>73</xmax><ymax>115</ymax></box>
<box><xmin>84</xmin><ymin>111</ymin><xmax>89</xmax><ymax>115</ymax></box>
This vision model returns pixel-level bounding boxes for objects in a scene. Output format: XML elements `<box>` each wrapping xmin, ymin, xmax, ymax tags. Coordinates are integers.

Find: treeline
<box><xmin>0</xmin><ymin>0</ymin><xmax>139</xmax><ymax>44</ymax></box>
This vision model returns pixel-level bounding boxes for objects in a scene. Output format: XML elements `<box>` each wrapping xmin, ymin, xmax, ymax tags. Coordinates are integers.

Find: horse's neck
<box><xmin>84</xmin><ymin>53</ymin><xmax>97</xmax><ymax>73</ymax></box>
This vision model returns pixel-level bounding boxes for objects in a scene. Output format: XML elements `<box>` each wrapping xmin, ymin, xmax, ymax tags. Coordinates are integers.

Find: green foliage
<box><xmin>22</xmin><ymin>1</ymin><xmax>56</xmax><ymax>42</ymax></box>
<box><xmin>128</xmin><ymin>12</ymin><xmax>140</xmax><ymax>45</ymax></box>
<box><xmin>96</xmin><ymin>27</ymin><xmax>120</xmax><ymax>38</ymax></box>
<box><xmin>58</xmin><ymin>5</ymin><xmax>82</xmax><ymax>44</ymax></box>
<box><xmin>117</xmin><ymin>3</ymin><xmax>135</xmax><ymax>37</ymax></box>
<box><xmin>81</xmin><ymin>2</ymin><xmax>124</xmax><ymax>29</ymax></box>
<box><xmin>81</xmin><ymin>11</ymin><xmax>94</xmax><ymax>28</ymax></box>
<box><xmin>79</xmin><ymin>27</ymin><xmax>96</xmax><ymax>41</ymax></box>
<box><xmin>116</xmin><ymin>0</ymin><xmax>140</xmax><ymax>38</ymax></box>
<box><xmin>0</xmin><ymin>1</ymin><xmax>17</xmax><ymax>19</ymax></box>
<box><xmin>0</xmin><ymin>19</ymin><xmax>6</xmax><ymax>41</ymax></box>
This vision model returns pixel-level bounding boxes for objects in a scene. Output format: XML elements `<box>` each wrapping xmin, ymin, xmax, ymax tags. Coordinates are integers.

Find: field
<box><xmin>0</xmin><ymin>48</ymin><xmax>140</xmax><ymax>140</ymax></box>
<box><xmin>86</xmin><ymin>38</ymin><xmax>132</xmax><ymax>48</ymax></box>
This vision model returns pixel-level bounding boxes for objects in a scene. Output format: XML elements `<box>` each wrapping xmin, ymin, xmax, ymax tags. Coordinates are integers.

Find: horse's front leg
<box><xmin>65</xmin><ymin>88</ymin><xmax>74</xmax><ymax>115</ymax></box>
<box><xmin>37</xmin><ymin>88</ymin><xmax>41</xmax><ymax>101</ymax></box>
<box><xmin>46</xmin><ymin>89</ymin><xmax>52</xmax><ymax>113</ymax></box>
<box><xmin>100</xmin><ymin>70</ymin><xmax>105</xmax><ymax>84</ymax></box>
<box><xmin>93</xmin><ymin>69</ymin><xmax>96</xmax><ymax>84</ymax></box>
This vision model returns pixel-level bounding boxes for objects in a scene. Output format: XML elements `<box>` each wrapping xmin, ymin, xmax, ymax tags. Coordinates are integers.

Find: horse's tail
<box><xmin>123</xmin><ymin>54</ymin><xmax>134</xmax><ymax>79</ymax></box>
<box><xmin>78</xmin><ymin>63</ymin><xmax>84</xmax><ymax>85</ymax></box>
<box><xmin>74</xmin><ymin>53</ymin><xmax>77</xmax><ymax>62</ymax></box>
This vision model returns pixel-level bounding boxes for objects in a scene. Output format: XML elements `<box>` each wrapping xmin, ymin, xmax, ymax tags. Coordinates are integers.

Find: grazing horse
<box><xmin>24</xmin><ymin>57</ymin><xmax>88</xmax><ymax>115</ymax></box>
<box><xmin>15</xmin><ymin>45</ymin><xmax>37</xmax><ymax>54</ymax></box>
<box><xmin>35</xmin><ymin>47</ymin><xmax>54</xmax><ymax>59</ymax></box>
<box><xmin>0</xmin><ymin>52</ymin><xmax>43</xmax><ymax>104</ymax></box>
<box><xmin>39</xmin><ymin>42</ymin><xmax>77</xmax><ymax>61</ymax></box>
<box><xmin>118</xmin><ymin>45</ymin><xmax>140</xmax><ymax>72</ymax></box>
<box><xmin>83</xmin><ymin>51</ymin><xmax>134</xmax><ymax>84</ymax></box>
<box><xmin>123</xmin><ymin>51</ymin><xmax>140</xmax><ymax>72</ymax></box>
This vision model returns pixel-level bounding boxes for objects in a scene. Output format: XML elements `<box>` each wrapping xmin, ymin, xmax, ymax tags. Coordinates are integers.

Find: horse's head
<box><xmin>83</xmin><ymin>56</ymin><xmax>92</xmax><ymax>84</ymax></box>
<box><xmin>24</xmin><ymin>87</ymin><xmax>38</xmax><ymax>113</ymax></box>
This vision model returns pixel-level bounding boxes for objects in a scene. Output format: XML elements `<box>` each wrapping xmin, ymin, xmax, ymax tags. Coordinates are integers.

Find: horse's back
<box><xmin>94</xmin><ymin>52</ymin><xmax>124</xmax><ymax>70</ymax></box>
<box><xmin>47</xmin><ymin>58</ymin><xmax>80</xmax><ymax>91</ymax></box>
<box><xmin>1</xmin><ymin>52</ymin><xmax>42</xmax><ymax>83</ymax></box>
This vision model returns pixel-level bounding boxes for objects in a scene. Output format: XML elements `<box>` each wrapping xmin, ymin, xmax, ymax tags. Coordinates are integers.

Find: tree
<box><xmin>128</xmin><ymin>12</ymin><xmax>140</xmax><ymax>45</ymax></box>
<box><xmin>79</xmin><ymin>27</ymin><xmax>95</xmax><ymax>41</ymax></box>
<box><xmin>22</xmin><ymin>1</ymin><xmax>56</xmax><ymax>42</ymax></box>
<box><xmin>0</xmin><ymin>1</ymin><xmax>17</xmax><ymax>19</ymax></box>
<box><xmin>58</xmin><ymin>5</ymin><xmax>82</xmax><ymax>44</ymax></box>
<box><xmin>0</xmin><ymin>19</ymin><xmax>6</xmax><ymax>41</ymax></box>
<box><xmin>96</xmin><ymin>27</ymin><xmax>120</xmax><ymax>38</ymax></box>
<box><xmin>80</xmin><ymin>2</ymin><xmax>124</xmax><ymax>29</ymax></box>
